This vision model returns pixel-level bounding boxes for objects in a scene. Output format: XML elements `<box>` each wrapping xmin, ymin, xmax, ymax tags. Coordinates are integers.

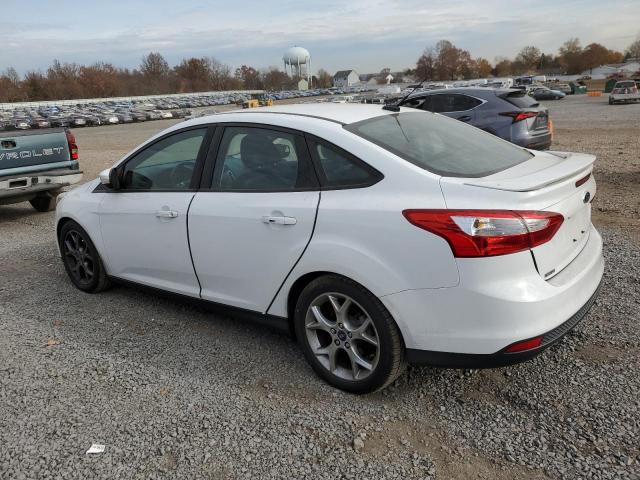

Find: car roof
<box><xmin>407</xmin><ymin>87</ymin><xmax>518</xmax><ymax>99</ymax></box>
<box><xmin>185</xmin><ymin>103</ymin><xmax>406</xmax><ymax>127</ymax></box>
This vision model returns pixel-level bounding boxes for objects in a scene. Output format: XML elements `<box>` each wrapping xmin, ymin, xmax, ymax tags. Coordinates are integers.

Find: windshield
<box><xmin>345</xmin><ymin>111</ymin><xmax>533</xmax><ymax>177</ymax></box>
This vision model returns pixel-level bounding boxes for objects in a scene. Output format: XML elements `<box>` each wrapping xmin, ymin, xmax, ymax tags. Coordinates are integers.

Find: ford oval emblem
<box><xmin>583</xmin><ymin>191</ymin><xmax>591</xmax><ymax>203</ymax></box>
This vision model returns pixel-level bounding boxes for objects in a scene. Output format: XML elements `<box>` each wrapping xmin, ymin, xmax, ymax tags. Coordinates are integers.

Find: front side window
<box><xmin>121</xmin><ymin>128</ymin><xmax>206</xmax><ymax>190</ymax></box>
<box><xmin>345</xmin><ymin>112</ymin><xmax>533</xmax><ymax>178</ymax></box>
<box><xmin>212</xmin><ymin>127</ymin><xmax>314</xmax><ymax>191</ymax></box>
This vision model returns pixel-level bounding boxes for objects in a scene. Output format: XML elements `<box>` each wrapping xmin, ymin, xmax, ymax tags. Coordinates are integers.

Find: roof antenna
<box><xmin>382</xmin><ymin>78</ymin><xmax>427</xmax><ymax>112</ymax></box>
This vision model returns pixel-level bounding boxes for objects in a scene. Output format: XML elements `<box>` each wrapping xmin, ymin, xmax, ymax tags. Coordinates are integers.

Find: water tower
<box><xmin>283</xmin><ymin>46</ymin><xmax>311</xmax><ymax>88</ymax></box>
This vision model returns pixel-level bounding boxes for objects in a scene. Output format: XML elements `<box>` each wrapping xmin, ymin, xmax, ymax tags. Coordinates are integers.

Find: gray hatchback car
<box><xmin>399</xmin><ymin>88</ymin><xmax>552</xmax><ymax>150</ymax></box>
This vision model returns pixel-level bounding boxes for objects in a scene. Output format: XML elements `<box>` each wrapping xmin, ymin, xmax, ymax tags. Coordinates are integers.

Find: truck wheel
<box><xmin>29</xmin><ymin>192</ymin><xmax>58</xmax><ymax>212</ymax></box>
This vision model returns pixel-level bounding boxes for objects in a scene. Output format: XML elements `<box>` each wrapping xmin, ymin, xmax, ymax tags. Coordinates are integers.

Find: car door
<box><xmin>98</xmin><ymin>126</ymin><xmax>212</xmax><ymax>296</ymax></box>
<box><xmin>188</xmin><ymin>124</ymin><xmax>320</xmax><ymax>312</ymax></box>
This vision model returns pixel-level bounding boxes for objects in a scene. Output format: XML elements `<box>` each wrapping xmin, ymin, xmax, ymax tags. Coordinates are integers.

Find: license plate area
<box><xmin>532</xmin><ymin>190</ymin><xmax>592</xmax><ymax>279</ymax></box>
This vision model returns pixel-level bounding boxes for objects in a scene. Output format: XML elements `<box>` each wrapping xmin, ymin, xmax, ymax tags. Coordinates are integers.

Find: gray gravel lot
<box><xmin>0</xmin><ymin>95</ymin><xmax>639</xmax><ymax>479</ymax></box>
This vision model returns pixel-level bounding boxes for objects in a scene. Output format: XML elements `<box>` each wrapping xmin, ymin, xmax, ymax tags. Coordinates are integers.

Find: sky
<box><xmin>1</xmin><ymin>0</ymin><xmax>638</xmax><ymax>75</ymax></box>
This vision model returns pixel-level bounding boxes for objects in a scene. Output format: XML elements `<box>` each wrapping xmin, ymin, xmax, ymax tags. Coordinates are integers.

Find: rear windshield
<box><xmin>345</xmin><ymin>111</ymin><xmax>533</xmax><ymax>177</ymax></box>
<box><xmin>501</xmin><ymin>91</ymin><xmax>539</xmax><ymax>108</ymax></box>
<box><xmin>616</xmin><ymin>81</ymin><xmax>635</xmax><ymax>87</ymax></box>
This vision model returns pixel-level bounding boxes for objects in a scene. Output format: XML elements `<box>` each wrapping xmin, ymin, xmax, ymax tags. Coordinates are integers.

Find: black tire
<box><xmin>29</xmin><ymin>191</ymin><xmax>58</xmax><ymax>212</ymax></box>
<box><xmin>294</xmin><ymin>274</ymin><xmax>406</xmax><ymax>394</ymax></box>
<box><xmin>59</xmin><ymin>220</ymin><xmax>110</xmax><ymax>293</ymax></box>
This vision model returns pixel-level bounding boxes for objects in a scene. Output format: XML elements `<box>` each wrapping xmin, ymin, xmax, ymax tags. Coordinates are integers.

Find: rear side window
<box><xmin>309</xmin><ymin>140</ymin><xmax>381</xmax><ymax>188</ymax></box>
<box><xmin>345</xmin><ymin>112</ymin><xmax>533</xmax><ymax>178</ymax></box>
<box><xmin>427</xmin><ymin>94</ymin><xmax>482</xmax><ymax>113</ymax></box>
<box><xmin>501</xmin><ymin>91</ymin><xmax>539</xmax><ymax>108</ymax></box>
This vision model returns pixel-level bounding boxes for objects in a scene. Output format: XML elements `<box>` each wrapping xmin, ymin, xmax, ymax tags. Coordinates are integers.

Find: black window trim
<box><xmin>199</xmin><ymin>122</ymin><xmax>320</xmax><ymax>193</ymax></box>
<box><xmin>305</xmin><ymin>133</ymin><xmax>384</xmax><ymax>190</ymax></box>
<box><xmin>94</xmin><ymin>125</ymin><xmax>215</xmax><ymax>193</ymax></box>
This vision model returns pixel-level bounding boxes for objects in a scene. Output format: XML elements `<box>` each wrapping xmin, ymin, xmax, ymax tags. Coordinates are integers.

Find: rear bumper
<box><xmin>610</xmin><ymin>94</ymin><xmax>640</xmax><ymax>102</ymax></box>
<box><xmin>406</xmin><ymin>280</ymin><xmax>601</xmax><ymax>367</ymax></box>
<box><xmin>0</xmin><ymin>168</ymin><xmax>83</xmax><ymax>203</ymax></box>
<box><xmin>515</xmin><ymin>131</ymin><xmax>552</xmax><ymax>150</ymax></box>
<box><xmin>381</xmin><ymin>224</ymin><xmax>604</xmax><ymax>357</ymax></box>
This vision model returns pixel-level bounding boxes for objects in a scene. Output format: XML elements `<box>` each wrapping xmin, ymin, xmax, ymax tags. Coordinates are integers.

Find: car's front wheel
<box><xmin>59</xmin><ymin>220</ymin><xmax>110</xmax><ymax>293</ymax></box>
<box><xmin>294</xmin><ymin>275</ymin><xmax>405</xmax><ymax>393</ymax></box>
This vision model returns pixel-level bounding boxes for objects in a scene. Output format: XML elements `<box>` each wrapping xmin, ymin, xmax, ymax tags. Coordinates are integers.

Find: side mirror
<box><xmin>99</xmin><ymin>168</ymin><xmax>121</xmax><ymax>190</ymax></box>
<box><xmin>99</xmin><ymin>168</ymin><xmax>111</xmax><ymax>185</ymax></box>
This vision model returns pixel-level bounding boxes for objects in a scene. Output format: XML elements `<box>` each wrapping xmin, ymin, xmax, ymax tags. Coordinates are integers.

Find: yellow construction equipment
<box><xmin>242</xmin><ymin>99</ymin><xmax>259</xmax><ymax>109</ymax></box>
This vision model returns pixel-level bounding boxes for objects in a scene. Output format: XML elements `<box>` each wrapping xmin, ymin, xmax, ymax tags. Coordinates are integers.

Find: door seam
<box><xmin>185</xmin><ymin>192</ymin><xmax>203</xmax><ymax>298</ymax></box>
<box><xmin>264</xmin><ymin>191</ymin><xmax>322</xmax><ymax>315</ymax></box>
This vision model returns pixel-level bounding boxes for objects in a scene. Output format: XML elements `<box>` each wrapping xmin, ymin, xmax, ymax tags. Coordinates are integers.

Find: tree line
<box><xmin>1</xmin><ymin>35</ymin><xmax>639</xmax><ymax>103</ymax></box>
<box><xmin>411</xmin><ymin>36</ymin><xmax>640</xmax><ymax>81</ymax></box>
<box><xmin>0</xmin><ymin>52</ymin><xmax>336</xmax><ymax>103</ymax></box>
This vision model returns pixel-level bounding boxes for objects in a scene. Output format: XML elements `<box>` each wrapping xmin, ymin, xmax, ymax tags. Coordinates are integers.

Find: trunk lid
<box><xmin>440</xmin><ymin>150</ymin><xmax>596</xmax><ymax>279</ymax></box>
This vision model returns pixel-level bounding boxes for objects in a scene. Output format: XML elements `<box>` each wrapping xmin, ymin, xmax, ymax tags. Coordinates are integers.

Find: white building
<box><xmin>581</xmin><ymin>61</ymin><xmax>640</xmax><ymax>79</ymax></box>
<box><xmin>333</xmin><ymin>70</ymin><xmax>359</xmax><ymax>88</ymax></box>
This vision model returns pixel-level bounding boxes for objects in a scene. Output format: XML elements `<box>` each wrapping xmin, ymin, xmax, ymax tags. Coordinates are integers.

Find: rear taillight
<box><xmin>500</xmin><ymin>111</ymin><xmax>538</xmax><ymax>123</ymax></box>
<box><xmin>403</xmin><ymin>210</ymin><xmax>564</xmax><ymax>257</ymax></box>
<box><xmin>65</xmin><ymin>129</ymin><xmax>78</xmax><ymax>160</ymax></box>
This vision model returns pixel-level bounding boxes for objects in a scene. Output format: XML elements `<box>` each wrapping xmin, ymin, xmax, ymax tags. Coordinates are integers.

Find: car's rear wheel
<box><xmin>59</xmin><ymin>220</ymin><xmax>110</xmax><ymax>293</ymax></box>
<box><xmin>294</xmin><ymin>275</ymin><xmax>405</xmax><ymax>393</ymax></box>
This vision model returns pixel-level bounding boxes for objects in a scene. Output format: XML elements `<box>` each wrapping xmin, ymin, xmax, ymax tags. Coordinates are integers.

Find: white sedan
<box><xmin>56</xmin><ymin>104</ymin><xmax>603</xmax><ymax>393</ymax></box>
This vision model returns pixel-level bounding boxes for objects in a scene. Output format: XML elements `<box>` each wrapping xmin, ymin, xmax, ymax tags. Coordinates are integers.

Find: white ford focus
<box><xmin>56</xmin><ymin>104</ymin><xmax>603</xmax><ymax>393</ymax></box>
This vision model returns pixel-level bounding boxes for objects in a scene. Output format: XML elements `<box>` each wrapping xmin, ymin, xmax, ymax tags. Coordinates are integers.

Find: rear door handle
<box><xmin>156</xmin><ymin>210</ymin><xmax>178</xmax><ymax>218</ymax></box>
<box><xmin>262</xmin><ymin>215</ymin><xmax>297</xmax><ymax>225</ymax></box>
<box><xmin>457</xmin><ymin>115</ymin><xmax>472</xmax><ymax>122</ymax></box>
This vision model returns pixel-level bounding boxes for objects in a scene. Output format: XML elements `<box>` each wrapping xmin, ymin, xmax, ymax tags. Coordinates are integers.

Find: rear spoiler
<box><xmin>463</xmin><ymin>152</ymin><xmax>596</xmax><ymax>192</ymax></box>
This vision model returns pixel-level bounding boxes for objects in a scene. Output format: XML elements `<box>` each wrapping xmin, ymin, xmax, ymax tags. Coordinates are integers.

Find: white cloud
<box><xmin>0</xmin><ymin>0</ymin><xmax>637</xmax><ymax>73</ymax></box>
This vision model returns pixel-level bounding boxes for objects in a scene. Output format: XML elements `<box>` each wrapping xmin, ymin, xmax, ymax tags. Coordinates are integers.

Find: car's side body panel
<box><xmin>188</xmin><ymin>191</ymin><xmax>320</xmax><ymax>312</ymax></box>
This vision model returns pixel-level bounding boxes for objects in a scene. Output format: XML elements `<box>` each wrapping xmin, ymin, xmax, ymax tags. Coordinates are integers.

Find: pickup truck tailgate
<box><xmin>0</xmin><ymin>129</ymin><xmax>70</xmax><ymax>172</ymax></box>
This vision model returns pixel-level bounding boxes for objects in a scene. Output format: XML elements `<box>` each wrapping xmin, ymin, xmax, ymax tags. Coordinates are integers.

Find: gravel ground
<box><xmin>0</xmin><ymin>95</ymin><xmax>639</xmax><ymax>479</ymax></box>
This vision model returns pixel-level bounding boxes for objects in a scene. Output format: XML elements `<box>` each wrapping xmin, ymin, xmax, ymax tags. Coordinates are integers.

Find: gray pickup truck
<box><xmin>0</xmin><ymin>128</ymin><xmax>82</xmax><ymax>211</ymax></box>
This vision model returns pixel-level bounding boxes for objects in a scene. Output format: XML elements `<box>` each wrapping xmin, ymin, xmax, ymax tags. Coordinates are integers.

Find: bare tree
<box><xmin>315</xmin><ymin>69</ymin><xmax>332</xmax><ymax>88</ymax></box>
<box><xmin>626</xmin><ymin>34</ymin><xmax>640</xmax><ymax>59</ymax></box>
<box><xmin>415</xmin><ymin>47</ymin><xmax>436</xmax><ymax>80</ymax></box>
<box><xmin>514</xmin><ymin>46</ymin><xmax>542</xmax><ymax>72</ymax></box>
<box><xmin>558</xmin><ymin>38</ymin><xmax>584</xmax><ymax>74</ymax></box>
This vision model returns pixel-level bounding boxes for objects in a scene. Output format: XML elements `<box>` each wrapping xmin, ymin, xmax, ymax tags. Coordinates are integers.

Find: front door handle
<box><xmin>262</xmin><ymin>215</ymin><xmax>297</xmax><ymax>225</ymax></box>
<box><xmin>156</xmin><ymin>210</ymin><xmax>178</xmax><ymax>218</ymax></box>
<box><xmin>457</xmin><ymin>115</ymin><xmax>472</xmax><ymax>122</ymax></box>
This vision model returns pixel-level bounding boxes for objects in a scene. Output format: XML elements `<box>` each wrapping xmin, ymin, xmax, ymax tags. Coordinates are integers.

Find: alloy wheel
<box><xmin>62</xmin><ymin>230</ymin><xmax>95</xmax><ymax>286</ymax></box>
<box><xmin>305</xmin><ymin>292</ymin><xmax>380</xmax><ymax>381</ymax></box>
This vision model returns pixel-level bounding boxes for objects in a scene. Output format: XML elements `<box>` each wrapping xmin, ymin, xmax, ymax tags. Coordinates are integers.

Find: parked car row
<box><xmin>0</xmin><ymin>88</ymin><xmax>373</xmax><ymax>131</ymax></box>
<box><xmin>0</xmin><ymin>91</ymin><xmax>259</xmax><ymax>131</ymax></box>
